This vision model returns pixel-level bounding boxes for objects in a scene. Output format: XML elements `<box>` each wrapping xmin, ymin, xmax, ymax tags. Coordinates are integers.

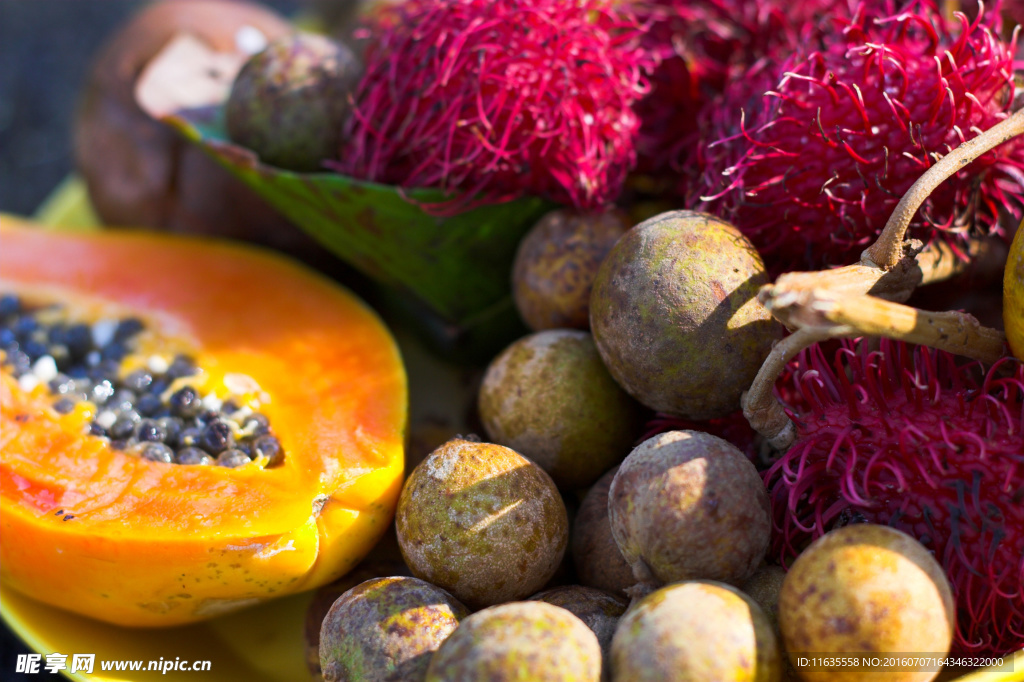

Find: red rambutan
<box><xmin>764</xmin><ymin>338</ymin><xmax>1024</xmax><ymax>655</ymax></box>
<box><xmin>336</xmin><ymin>0</ymin><xmax>652</xmax><ymax>212</ymax></box>
<box><xmin>697</xmin><ymin>0</ymin><xmax>1024</xmax><ymax>273</ymax></box>
<box><xmin>631</xmin><ymin>0</ymin><xmax>859</xmax><ymax>176</ymax></box>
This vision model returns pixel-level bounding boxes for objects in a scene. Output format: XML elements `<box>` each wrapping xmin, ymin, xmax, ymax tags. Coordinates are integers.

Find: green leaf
<box><xmin>161</xmin><ymin>111</ymin><xmax>553</xmax><ymax>326</ymax></box>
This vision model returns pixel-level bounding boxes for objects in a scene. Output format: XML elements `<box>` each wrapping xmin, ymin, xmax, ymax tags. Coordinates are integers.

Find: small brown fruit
<box><xmin>395</xmin><ymin>439</ymin><xmax>568</xmax><ymax>609</ymax></box>
<box><xmin>608</xmin><ymin>430</ymin><xmax>770</xmax><ymax>589</ymax></box>
<box><xmin>610</xmin><ymin>580</ymin><xmax>782</xmax><ymax>682</ymax></box>
<box><xmin>319</xmin><ymin>576</ymin><xmax>468</xmax><ymax>682</ymax></box>
<box><xmin>589</xmin><ymin>210</ymin><xmax>782</xmax><ymax>419</ymax></box>
<box><xmin>572</xmin><ymin>466</ymin><xmax>634</xmax><ymax>598</ymax></box>
<box><xmin>225</xmin><ymin>32</ymin><xmax>362</xmax><ymax>171</ymax></box>
<box><xmin>426</xmin><ymin>601</ymin><xmax>602</xmax><ymax>682</ymax></box>
<box><xmin>742</xmin><ymin>564</ymin><xmax>787</xmax><ymax>635</ymax></box>
<box><xmin>530</xmin><ymin>585</ymin><xmax>627</xmax><ymax>663</ymax></box>
<box><xmin>304</xmin><ymin>559</ymin><xmax>410</xmax><ymax>680</ymax></box>
<box><xmin>778</xmin><ymin>524</ymin><xmax>955</xmax><ymax>682</ymax></box>
<box><xmin>512</xmin><ymin>209</ymin><xmax>629</xmax><ymax>331</ymax></box>
<box><xmin>74</xmin><ymin>0</ymin><xmax>325</xmax><ymax>256</ymax></box>
<box><xmin>478</xmin><ymin>330</ymin><xmax>643</xmax><ymax>490</ymax></box>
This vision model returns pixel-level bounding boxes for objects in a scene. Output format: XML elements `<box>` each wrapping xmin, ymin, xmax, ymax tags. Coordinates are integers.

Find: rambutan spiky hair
<box><xmin>765</xmin><ymin>338</ymin><xmax>1024</xmax><ymax>655</ymax></box>
<box><xmin>337</xmin><ymin>0</ymin><xmax>653</xmax><ymax>212</ymax></box>
<box><xmin>698</xmin><ymin>0</ymin><xmax>1024</xmax><ymax>273</ymax></box>
<box><xmin>631</xmin><ymin>0</ymin><xmax>863</xmax><ymax>176</ymax></box>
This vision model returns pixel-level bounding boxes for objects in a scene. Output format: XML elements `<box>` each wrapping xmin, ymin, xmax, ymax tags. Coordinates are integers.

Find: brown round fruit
<box><xmin>530</xmin><ymin>585</ymin><xmax>627</xmax><ymax>662</ymax></box>
<box><xmin>610</xmin><ymin>580</ymin><xmax>782</xmax><ymax>682</ymax></box>
<box><xmin>742</xmin><ymin>564</ymin><xmax>787</xmax><ymax>635</ymax></box>
<box><xmin>572</xmin><ymin>466</ymin><xmax>634</xmax><ymax>598</ymax></box>
<box><xmin>778</xmin><ymin>524</ymin><xmax>955</xmax><ymax>682</ymax></box>
<box><xmin>512</xmin><ymin>209</ymin><xmax>630</xmax><ymax>331</ymax></box>
<box><xmin>608</xmin><ymin>430</ymin><xmax>770</xmax><ymax>589</ymax></box>
<box><xmin>426</xmin><ymin>601</ymin><xmax>602</xmax><ymax>682</ymax></box>
<box><xmin>304</xmin><ymin>559</ymin><xmax>410</xmax><ymax>680</ymax></box>
<box><xmin>589</xmin><ymin>210</ymin><xmax>782</xmax><ymax>419</ymax></box>
<box><xmin>395</xmin><ymin>438</ymin><xmax>568</xmax><ymax>609</ymax></box>
<box><xmin>319</xmin><ymin>576</ymin><xmax>468</xmax><ymax>682</ymax></box>
<box><xmin>225</xmin><ymin>32</ymin><xmax>362</xmax><ymax>171</ymax></box>
<box><xmin>478</xmin><ymin>330</ymin><xmax>643</xmax><ymax>490</ymax></box>
<box><xmin>74</xmin><ymin>0</ymin><xmax>333</xmax><ymax>263</ymax></box>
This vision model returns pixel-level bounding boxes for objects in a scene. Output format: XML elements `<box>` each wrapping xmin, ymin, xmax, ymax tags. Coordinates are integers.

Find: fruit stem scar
<box><xmin>864</xmin><ymin>108</ymin><xmax>1024</xmax><ymax>271</ymax></box>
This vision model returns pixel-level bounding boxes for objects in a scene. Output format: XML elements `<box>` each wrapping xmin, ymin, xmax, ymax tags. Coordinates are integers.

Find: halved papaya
<box><xmin>0</xmin><ymin>216</ymin><xmax>406</xmax><ymax>627</ymax></box>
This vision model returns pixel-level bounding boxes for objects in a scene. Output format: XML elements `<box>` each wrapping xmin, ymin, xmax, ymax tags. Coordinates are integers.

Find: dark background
<box><xmin>0</xmin><ymin>2</ymin><xmax>301</xmax><ymax>678</ymax></box>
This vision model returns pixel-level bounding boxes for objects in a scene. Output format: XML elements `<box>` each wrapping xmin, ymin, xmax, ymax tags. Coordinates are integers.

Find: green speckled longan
<box><xmin>610</xmin><ymin>581</ymin><xmax>782</xmax><ymax>682</ymax></box>
<box><xmin>318</xmin><ymin>576</ymin><xmax>467</xmax><ymax>682</ymax></box>
<box><xmin>589</xmin><ymin>210</ymin><xmax>782</xmax><ymax>419</ymax></box>
<box><xmin>478</xmin><ymin>330</ymin><xmax>643</xmax><ymax>490</ymax></box>
<box><xmin>305</xmin><ymin>559</ymin><xmax>410</xmax><ymax>680</ymax></box>
<box><xmin>396</xmin><ymin>439</ymin><xmax>568</xmax><ymax>609</ymax></box>
<box><xmin>742</xmin><ymin>564</ymin><xmax>787</xmax><ymax>635</ymax></box>
<box><xmin>530</xmin><ymin>585</ymin><xmax>626</xmax><ymax>662</ymax></box>
<box><xmin>572</xmin><ymin>466</ymin><xmax>634</xmax><ymax>598</ymax></box>
<box><xmin>608</xmin><ymin>430</ymin><xmax>770</xmax><ymax>588</ymax></box>
<box><xmin>512</xmin><ymin>209</ymin><xmax>630</xmax><ymax>331</ymax></box>
<box><xmin>225</xmin><ymin>32</ymin><xmax>361</xmax><ymax>171</ymax></box>
<box><xmin>426</xmin><ymin>601</ymin><xmax>602</xmax><ymax>682</ymax></box>
<box><xmin>777</xmin><ymin>525</ymin><xmax>955</xmax><ymax>682</ymax></box>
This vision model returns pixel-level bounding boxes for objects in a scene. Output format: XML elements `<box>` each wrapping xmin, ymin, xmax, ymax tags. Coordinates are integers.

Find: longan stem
<box><xmin>741</xmin><ymin>329</ymin><xmax>839</xmax><ymax>452</ymax></box>
<box><xmin>766</xmin><ymin>236</ymin><xmax>997</xmax><ymax>306</ymax></box>
<box><xmin>760</xmin><ymin>289</ymin><xmax>1008</xmax><ymax>364</ymax></box>
<box><xmin>864</xmin><ymin>107</ymin><xmax>1024</xmax><ymax>270</ymax></box>
<box><xmin>743</xmin><ymin>111</ymin><xmax>1022</xmax><ymax>447</ymax></box>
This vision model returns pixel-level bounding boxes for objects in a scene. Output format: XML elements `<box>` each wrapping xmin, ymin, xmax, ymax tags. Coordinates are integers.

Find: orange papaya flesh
<box><xmin>0</xmin><ymin>217</ymin><xmax>407</xmax><ymax>626</ymax></box>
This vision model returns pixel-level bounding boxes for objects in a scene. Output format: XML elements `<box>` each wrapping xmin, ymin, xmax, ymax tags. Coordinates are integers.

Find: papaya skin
<box><xmin>0</xmin><ymin>217</ymin><xmax>407</xmax><ymax>627</ymax></box>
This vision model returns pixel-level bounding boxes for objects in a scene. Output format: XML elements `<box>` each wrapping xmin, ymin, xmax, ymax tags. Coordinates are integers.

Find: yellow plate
<box><xmin>1</xmin><ymin>584</ymin><xmax>313</xmax><ymax>682</ymax></box>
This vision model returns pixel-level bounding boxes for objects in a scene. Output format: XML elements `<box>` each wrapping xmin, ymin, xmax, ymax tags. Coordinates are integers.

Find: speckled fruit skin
<box><xmin>478</xmin><ymin>330</ymin><xmax>643</xmax><ymax>490</ymax></box>
<box><xmin>530</xmin><ymin>585</ymin><xmax>627</xmax><ymax>661</ymax></box>
<box><xmin>319</xmin><ymin>576</ymin><xmax>467</xmax><ymax>682</ymax></box>
<box><xmin>610</xmin><ymin>580</ymin><xmax>782</xmax><ymax>682</ymax></box>
<box><xmin>304</xmin><ymin>558</ymin><xmax>410</xmax><ymax>681</ymax></box>
<box><xmin>226</xmin><ymin>32</ymin><xmax>362</xmax><ymax>171</ymax></box>
<box><xmin>589</xmin><ymin>210</ymin><xmax>782</xmax><ymax>419</ymax></box>
<box><xmin>512</xmin><ymin>209</ymin><xmax>630</xmax><ymax>331</ymax></box>
<box><xmin>608</xmin><ymin>430</ymin><xmax>770</xmax><ymax>588</ymax></box>
<box><xmin>395</xmin><ymin>439</ymin><xmax>568</xmax><ymax>609</ymax></box>
<box><xmin>572</xmin><ymin>466</ymin><xmax>634</xmax><ymax>598</ymax></box>
<box><xmin>426</xmin><ymin>601</ymin><xmax>602</xmax><ymax>682</ymax></box>
<box><xmin>742</xmin><ymin>564</ymin><xmax>787</xmax><ymax>635</ymax></box>
<box><xmin>778</xmin><ymin>525</ymin><xmax>955</xmax><ymax>682</ymax></box>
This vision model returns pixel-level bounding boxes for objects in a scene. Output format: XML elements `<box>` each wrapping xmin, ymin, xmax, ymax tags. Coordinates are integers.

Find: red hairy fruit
<box><xmin>338</xmin><ymin>0</ymin><xmax>652</xmax><ymax>212</ymax></box>
<box><xmin>631</xmin><ymin>0</ymin><xmax>860</xmax><ymax>176</ymax></box>
<box><xmin>698</xmin><ymin>0</ymin><xmax>1024</xmax><ymax>273</ymax></box>
<box><xmin>764</xmin><ymin>339</ymin><xmax>1024</xmax><ymax>656</ymax></box>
